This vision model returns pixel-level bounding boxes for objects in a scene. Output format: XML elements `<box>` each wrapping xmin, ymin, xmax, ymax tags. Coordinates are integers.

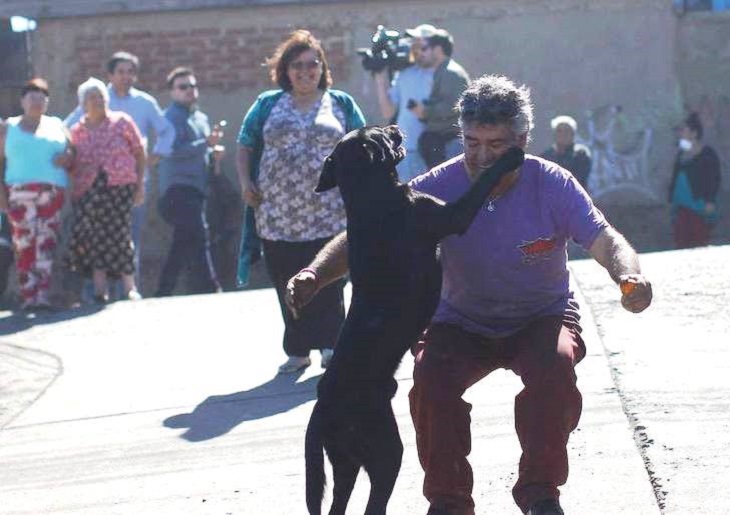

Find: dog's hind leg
<box><xmin>327</xmin><ymin>444</ymin><xmax>360</xmax><ymax>515</ymax></box>
<box><xmin>306</xmin><ymin>404</ymin><xmax>327</xmax><ymax>515</ymax></box>
<box><xmin>362</xmin><ymin>411</ymin><xmax>403</xmax><ymax>515</ymax></box>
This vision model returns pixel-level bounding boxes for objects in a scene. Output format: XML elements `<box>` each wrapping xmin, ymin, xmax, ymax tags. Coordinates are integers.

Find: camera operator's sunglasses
<box><xmin>176</xmin><ymin>83</ymin><xmax>199</xmax><ymax>91</ymax></box>
<box><xmin>289</xmin><ymin>59</ymin><xmax>321</xmax><ymax>71</ymax></box>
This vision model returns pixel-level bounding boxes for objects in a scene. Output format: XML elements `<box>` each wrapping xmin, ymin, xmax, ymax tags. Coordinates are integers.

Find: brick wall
<box><xmin>70</xmin><ymin>25</ymin><xmax>351</xmax><ymax>97</ymax></box>
<box><xmin>16</xmin><ymin>0</ymin><xmax>720</xmax><ymax>302</ymax></box>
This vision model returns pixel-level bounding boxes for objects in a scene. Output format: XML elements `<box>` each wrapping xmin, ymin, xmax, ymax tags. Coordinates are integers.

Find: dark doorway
<box><xmin>0</xmin><ymin>18</ymin><xmax>31</xmax><ymax>118</ymax></box>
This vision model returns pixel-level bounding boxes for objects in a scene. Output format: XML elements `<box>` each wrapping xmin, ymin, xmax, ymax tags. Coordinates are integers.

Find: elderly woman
<box><xmin>66</xmin><ymin>77</ymin><xmax>146</xmax><ymax>303</ymax></box>
<box><xmin>236</xmin><ymin>29</ymin><xmax>366</xmax><ymax>373</ymax></box>
<box><xmin>668</xmin><ymin>112</ymin><xmax>722</xmax><ymax>249</ymax></box>
<box><xmin>0</xmin><ymin>78</ymin><xmax>72</xmax><ymax>310</ymax></box>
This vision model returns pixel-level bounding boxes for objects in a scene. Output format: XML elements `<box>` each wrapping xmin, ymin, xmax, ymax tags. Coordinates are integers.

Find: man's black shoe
<box><xmin>526</xmin><ymin>498</ymin><xmax>565</xmax><ymax>515</ymax></box>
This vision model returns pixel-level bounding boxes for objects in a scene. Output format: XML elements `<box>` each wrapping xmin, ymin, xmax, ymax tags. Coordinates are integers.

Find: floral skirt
<box><xmin>6</xmin><ymin>183</ymin><xmax>65</xmax><ymax>304</ymax></box>
<box><xmin>66</xmin><ymin>172</ymin><xmax>136</xmax><ymax>278</ymax></box>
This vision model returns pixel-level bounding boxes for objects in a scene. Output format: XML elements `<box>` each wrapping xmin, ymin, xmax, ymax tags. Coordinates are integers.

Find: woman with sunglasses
<box><xmin>0</xmin><ymin>78</ymin><xmax>72</xmax><ymax>310</ymax></box>
<box><xmin>236</xmin><ymin>29</ymin><xmax>366</xmax><ymax>374</ymax></box>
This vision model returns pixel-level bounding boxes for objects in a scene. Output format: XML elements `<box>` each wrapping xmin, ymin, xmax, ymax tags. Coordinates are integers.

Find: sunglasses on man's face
<box><xmin>176</xmin><ymin>83</ymin><xmax>198</xmax><ymax>91</ymax></box>
<box><xmin>289</xmin><ymin>59</ymin><xmax>321</xmax><ymax>72</ymax></box>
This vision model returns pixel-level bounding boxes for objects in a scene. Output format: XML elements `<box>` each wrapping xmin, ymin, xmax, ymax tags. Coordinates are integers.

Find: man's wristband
<box><xmin>300</xmin><ymin>267</ymin><xmax>320</xmax><ymax>287</ymax></box>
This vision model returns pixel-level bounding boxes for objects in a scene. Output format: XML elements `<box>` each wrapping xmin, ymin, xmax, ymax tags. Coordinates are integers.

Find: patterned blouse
<box><xmin>69</xmin><ymin>111</ymin><xmax>144</xmax><ymax>199</ymax></box>
<box><xmin>256</xmin><ymin>92</ymin><xmax>347</xmax><ymax>241</ymax></box>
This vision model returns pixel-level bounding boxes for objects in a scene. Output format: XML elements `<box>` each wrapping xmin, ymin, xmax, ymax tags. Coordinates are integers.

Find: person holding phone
<box><xmin>155</xmin><ymin>67</ymin><xmax>222</xmax><ymax>297</ymax></box>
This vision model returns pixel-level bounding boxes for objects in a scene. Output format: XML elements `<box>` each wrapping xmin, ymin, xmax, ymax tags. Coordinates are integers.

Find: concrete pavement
<box><xmin>571</xmin><ymin>244</ymin><xmax>730</xmax><ymax>515</ymax></box>
<box><xmin>1</xmin><ymin>246</ymin><xmax>725</xmax><ymax>514</ymax></box>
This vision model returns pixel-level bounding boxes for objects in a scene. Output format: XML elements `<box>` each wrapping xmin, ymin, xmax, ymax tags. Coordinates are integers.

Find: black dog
<box><xmin>305</xmin><ymin>125</ymin><xmax>524</xmax><ymax>515</ymax></box>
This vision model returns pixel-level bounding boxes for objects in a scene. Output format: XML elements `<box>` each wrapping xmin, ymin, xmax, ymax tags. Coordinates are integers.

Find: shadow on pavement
<box><xmin>163</xmin><ymin>371</ymin><xmax>320</xmax><ymax>441</ymax></box>
<box><xmin>0</xmin><ymin>304</ymin><xmax>105</xmax><ymax>336</ymax></box>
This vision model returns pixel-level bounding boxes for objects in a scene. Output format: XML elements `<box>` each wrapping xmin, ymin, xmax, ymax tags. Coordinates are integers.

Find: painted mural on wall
<box><xmin>580</xmin><ymin>105</ymin><xmax>656</xmax><ymax>201</ymax></box>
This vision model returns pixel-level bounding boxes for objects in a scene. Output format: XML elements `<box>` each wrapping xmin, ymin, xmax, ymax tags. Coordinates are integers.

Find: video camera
<box><xmin>357</xmin><ymin>25</ymin><xmax>412</xmax><ymax>75</ymax></box>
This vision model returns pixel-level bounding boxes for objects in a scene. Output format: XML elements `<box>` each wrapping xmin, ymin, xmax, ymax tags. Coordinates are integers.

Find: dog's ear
<box><xmin>315</xmin><ymin>155</ymin><xmax>338</xmax><ymax>193</ymax></box>
<box><xmin>384</xmin><ymin>125</ymin><xmax>403</xmax><ymax>148</ymax></box>
<box><xmin>380</xmin><ymin>125</ymin><xmax>406</xmax><ymax>166</ymax></box>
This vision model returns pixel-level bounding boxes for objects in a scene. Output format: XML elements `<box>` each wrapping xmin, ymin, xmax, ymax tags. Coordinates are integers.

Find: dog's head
<box><xmin>315</xmin><ymin>125</ymin><xmax>406</xmax><ymax>193</ymax></box>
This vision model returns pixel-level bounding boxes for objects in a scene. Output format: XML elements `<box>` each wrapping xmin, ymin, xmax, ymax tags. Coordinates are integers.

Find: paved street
<box><xmin>0</xmin><ymin>245</ymin><xmax>727</xmax><ymax>514</ymax></box>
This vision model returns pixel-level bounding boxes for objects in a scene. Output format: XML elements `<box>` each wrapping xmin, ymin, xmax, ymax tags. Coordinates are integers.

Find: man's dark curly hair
<box><xmin>458</xmin><ymin>74</ymin><xmax>534</xmax><ymax>142</ymax></box>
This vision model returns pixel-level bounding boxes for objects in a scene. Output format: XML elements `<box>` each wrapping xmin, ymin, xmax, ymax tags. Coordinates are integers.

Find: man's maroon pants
<box><xmin>408</xmin><ymin>317</ymin><xmax>586</xmax><ymax>514</ymax></box>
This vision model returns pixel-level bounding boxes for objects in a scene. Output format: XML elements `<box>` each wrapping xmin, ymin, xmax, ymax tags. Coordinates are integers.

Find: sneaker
<box><xmin>278</xmin><ymin>356</ymin><xmax>311</xmax><ymax>374</ymax></box>
<box><xmin>526</xmin><ymin>499</ymin><xmax>564</xmax><ymax>515</ymax></box>
<box><xmin>122</xmin><ymin>289</ymin><xmax>143</xmax><ymax>301</ymax></box>
<box><xmin>320</xmin><ymin>349</ymin><xmax>334</xmax><ymax>368</ymax></box>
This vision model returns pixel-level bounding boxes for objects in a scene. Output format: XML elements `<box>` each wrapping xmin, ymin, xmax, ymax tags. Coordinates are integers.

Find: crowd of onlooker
<box><xmin>0</xmin><ymin>25</ymin><xmax>721</xmax><ymax>318</ymax></box>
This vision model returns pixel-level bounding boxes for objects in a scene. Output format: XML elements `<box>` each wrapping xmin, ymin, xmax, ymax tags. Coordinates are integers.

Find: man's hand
<box><xmin>133</xmin><ymin>186</ymin><xmax>145</xmax><ymax>207</ymax></box>
<box><xmin>148</xmin><ymin>154</ymin><xmax>161</xmax><ymax>168</ymax></box>
<box><xmin>408</xmin><ymin>101</ymin><xmax>426</xmax><ymax>120</ymax></box>
<box><xmin>212</xmin><ymin>145</ymin><xmax>225</xmax><ymax>161</ymax></box>
<box><xmin>242</xmin><ymin>183</ymin><xmax>262</xmax><ymax>208</ymax></box>
<box><xmin>285</xmin><ymin>269</ymin><xmax>319</xmax><ymax>319</ymax></box>
<box><xmin>619</xmin><ymin>274</ymin><xmax>652</xmax><ymax>313</ymax></box>
<box><xmin>207</xmin><ymin>124</ymin><xmax>224</xmax><ymax>147</ymax></box>
<box><xmin>374</xmin><ymin>69</ymin><xmax>389</xmax><ymax>85</ymax></box>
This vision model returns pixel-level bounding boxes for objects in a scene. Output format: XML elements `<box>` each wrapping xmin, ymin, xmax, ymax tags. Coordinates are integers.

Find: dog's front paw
<box><xmin>490</xmin><ymin>147</ymin><xmax>525</xmax><ymax>175</ymax></box>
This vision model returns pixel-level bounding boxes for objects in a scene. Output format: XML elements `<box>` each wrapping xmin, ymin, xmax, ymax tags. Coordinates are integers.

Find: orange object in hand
<box><xmin>620</xmin><ymin>280</ymin><xmax>636</xmax><ymax>295</ymax></box>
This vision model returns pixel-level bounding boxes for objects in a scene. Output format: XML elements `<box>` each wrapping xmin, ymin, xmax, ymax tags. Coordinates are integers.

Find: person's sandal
<box><xmin>278</xmin><ymin>356</ymin><xmax>311</xmax><ymax>374</ymax></box>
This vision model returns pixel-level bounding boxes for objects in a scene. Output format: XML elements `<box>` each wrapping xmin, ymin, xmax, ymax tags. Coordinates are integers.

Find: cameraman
<box><xmin>408</xmin><ymin>28</ymin><xmax>470</xmax><ymax>169</ymax></box>
<box><xmin>373</xmin><ymin>24</ymin><xmax>436</xmax><ymax>182</ymax></box>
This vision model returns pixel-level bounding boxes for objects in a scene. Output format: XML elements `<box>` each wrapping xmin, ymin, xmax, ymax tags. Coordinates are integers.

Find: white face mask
<box><xmin>678</xmin><ymin>138</ymin><xmax>693</xmax><ymax>151</ymax></box>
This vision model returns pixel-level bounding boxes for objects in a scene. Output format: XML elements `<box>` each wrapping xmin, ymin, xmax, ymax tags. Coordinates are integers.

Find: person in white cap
<box><xmin>372</xmin><ymin>23</ymin><xmax>437</xmax><ymax>182</ymax></box>
<box><xmin>541</xmin><ymin>115</ymin><xmax>592</xmax><ymax>189</ymax></box>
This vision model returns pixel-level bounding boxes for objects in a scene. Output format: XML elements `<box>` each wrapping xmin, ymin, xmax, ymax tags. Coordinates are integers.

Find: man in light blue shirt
<box><xmin>373</xmin><ymin>24</ymin><xmax>435</xmax><ymax>182</ymax></box>
<box><xmin>64</xmin><ymin>51</ymin><xmax>174</xmax><ymax>290</ymax></box>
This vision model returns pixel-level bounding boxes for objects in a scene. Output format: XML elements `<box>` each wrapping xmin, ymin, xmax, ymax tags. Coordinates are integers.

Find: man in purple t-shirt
<box><xmin>285</xmin><ymin>75</ymin><xmax>652</xmax><ymax>515</ymax></box>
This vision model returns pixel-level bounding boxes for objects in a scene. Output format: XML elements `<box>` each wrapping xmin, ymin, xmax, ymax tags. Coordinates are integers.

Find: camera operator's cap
<box><xmin>404</xmin><ymin>24</ymin><xmax>439</xmax><ymax>39</ymax></box>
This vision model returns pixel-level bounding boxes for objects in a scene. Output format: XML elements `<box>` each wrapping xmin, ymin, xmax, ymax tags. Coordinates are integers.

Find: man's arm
<box><xmin>285</xmin><ymin>232</ymin><xmax>349</xmax><ymax>318</ymax></box>
<box><xmin>133</xmin><ymin>145</ymin><xmax>147</xmax><ymax>206</ymax></box>
<box><xmin>0</xmin><ymin>123</ymin><xmax>8</xmax><ymax>211</ymax></box>
<box><xmin>374</xmin><ymin>70</ymin><xmax>397</xmax><ymax>121</ymax></box>
<box><xmin>588</xmin><ymin>226</ymin><xmax>652</xmax><ymax>313</ymax></box>
<box><xmin>149</xmin><ymin>98</ymin><xmax>174</xmax><ymax>163</ymax></box>
<box><xmin>421</xmin><ymin>67</ymin><xmax>469</xmax><ymax>127</ymax></box>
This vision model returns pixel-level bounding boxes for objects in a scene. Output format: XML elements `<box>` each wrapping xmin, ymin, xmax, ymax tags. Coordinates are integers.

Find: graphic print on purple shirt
<box><xmin>410</xmin><ymin>154</ymin><xmax>609</xmax><ymax>337</ymax></box>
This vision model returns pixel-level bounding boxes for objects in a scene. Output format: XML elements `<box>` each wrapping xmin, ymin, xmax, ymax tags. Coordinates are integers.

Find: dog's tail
<box><xmin>305</xmin><ymin>407</ymin><xmax>326</xmax><ymax>515</ymax></box>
